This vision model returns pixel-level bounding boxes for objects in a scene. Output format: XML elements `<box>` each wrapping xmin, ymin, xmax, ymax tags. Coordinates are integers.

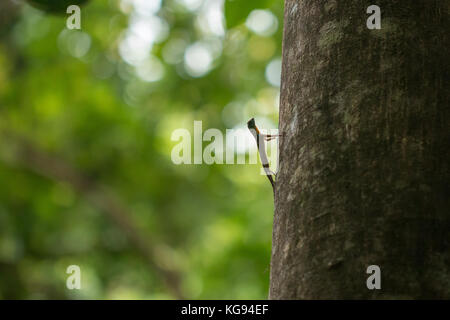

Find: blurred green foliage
<box><xmin>224</xmin><ymin>0</ymin><xmax>277</xmax><ymax>28</ymax></box>
<box><xmin>26</xmin><ymin>0</ymin><xmax>90</xmax><ymax>14</ymax></box>
<box><xmin>0</xmin><ymin>0</ymin><xmax>283</xmax><ymax>299</ymax></box>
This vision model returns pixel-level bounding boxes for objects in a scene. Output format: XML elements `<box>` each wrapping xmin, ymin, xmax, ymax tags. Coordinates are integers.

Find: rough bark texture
<box><xmin>271</xmin><ymin>0</ymin><xmax>449</xmax><ymax>299</ymax></box>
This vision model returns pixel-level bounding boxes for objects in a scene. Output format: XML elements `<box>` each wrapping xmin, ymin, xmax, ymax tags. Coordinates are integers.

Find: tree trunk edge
<box><xmin>270</xmin><ymin>0</ymin><xmax>450</xmax><ymax>299</ymax></box>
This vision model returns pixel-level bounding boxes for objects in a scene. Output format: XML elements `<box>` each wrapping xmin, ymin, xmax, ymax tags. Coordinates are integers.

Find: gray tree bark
<box><xmin>270</xmin><ymin>0</ymin><xmax>450</xmax><ymax>299</ymax></box>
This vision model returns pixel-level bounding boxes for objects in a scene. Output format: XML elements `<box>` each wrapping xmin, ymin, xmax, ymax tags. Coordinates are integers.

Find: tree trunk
<box><xmin>270</xmin><ymin>0</ymin><xmax>449</xmax><ymax>299</ymax></box>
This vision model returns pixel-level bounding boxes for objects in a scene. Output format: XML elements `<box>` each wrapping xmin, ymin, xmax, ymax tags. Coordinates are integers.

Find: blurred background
<box><xmin>0</xmin><ymin>0</ymin><xmax>283</xmax><ymax>299</ymax></box>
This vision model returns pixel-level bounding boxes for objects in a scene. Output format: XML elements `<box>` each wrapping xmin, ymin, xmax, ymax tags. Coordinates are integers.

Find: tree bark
<box><xmin>270</xmin><ymin>0</ymin><xmax>449</xmax><ymax>299</ymax></box>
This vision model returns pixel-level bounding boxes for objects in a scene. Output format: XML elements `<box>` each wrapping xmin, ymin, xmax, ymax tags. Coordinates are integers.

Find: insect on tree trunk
<box><xmin>270</xmin><ymin>0</ymin><xmax>450</xmax><ymax>299</ymax></box>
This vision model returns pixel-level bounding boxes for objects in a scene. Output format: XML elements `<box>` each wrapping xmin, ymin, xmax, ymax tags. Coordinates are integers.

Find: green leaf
<box><xmin>26</xmin><ymin>0</ymin><xmax>90</xmax><ymax>14</ymax></box>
